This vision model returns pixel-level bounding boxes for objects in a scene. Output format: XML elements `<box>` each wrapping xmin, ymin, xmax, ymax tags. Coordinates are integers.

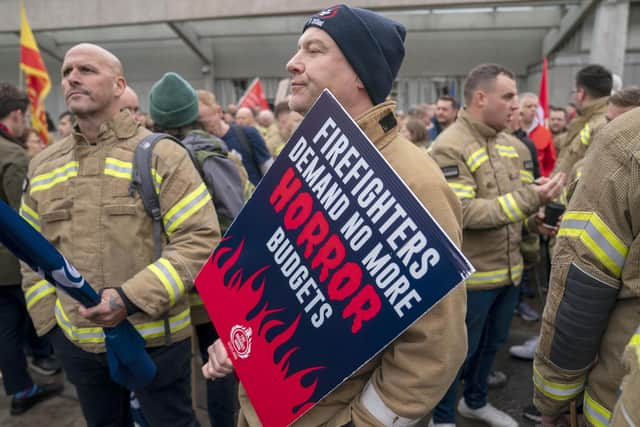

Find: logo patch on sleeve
<box><xmin>441</xmin><ymin>165</ymin><xmax>459</xmax><ymax>178</ymax></box>
<box><xmin>523</xmin><ymin>160</ymin><xmax>534</xmax><ymax>170</ymax></box>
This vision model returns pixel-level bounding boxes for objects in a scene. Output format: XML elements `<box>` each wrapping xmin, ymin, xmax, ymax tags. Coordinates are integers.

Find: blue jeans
<box><xmin>433</xmin><ymin>285</ymin><xmax>520</xmax><ymax>423</ymax></box>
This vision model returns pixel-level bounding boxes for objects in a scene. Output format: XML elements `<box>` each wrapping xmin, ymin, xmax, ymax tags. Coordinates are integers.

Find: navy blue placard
<box><xmin>196</xmin><ymin>90</ymin><xmax>473</xmax><ymax>427</ymax></box>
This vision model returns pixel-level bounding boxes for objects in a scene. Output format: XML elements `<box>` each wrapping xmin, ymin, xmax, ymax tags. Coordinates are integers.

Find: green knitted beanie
<box><xmin>149</xmin><ymin>72</ymin><xmax>199</xmax><ymax>129</ymax></box>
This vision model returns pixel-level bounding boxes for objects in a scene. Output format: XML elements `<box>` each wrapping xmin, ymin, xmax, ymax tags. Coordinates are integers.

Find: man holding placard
<box><xmin>203</xmin><ymin>5</ymin><xmax>469</xmax><ymax>427</ymax></box>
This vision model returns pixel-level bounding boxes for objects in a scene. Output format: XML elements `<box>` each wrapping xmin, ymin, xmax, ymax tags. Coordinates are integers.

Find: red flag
<box><xmin>238</xmin><ymin>78</ymin><xmax>269</xmax><ymax>111</ymax></box>
<box><xmin>536</xmin><ymin>57</ymin><xmax>549</xmax><ymax>127</ymax></box>
<box><xmin>19</xmin><ymin>2</ymin><xmax>51</xmax><ymax>144</ymax></box>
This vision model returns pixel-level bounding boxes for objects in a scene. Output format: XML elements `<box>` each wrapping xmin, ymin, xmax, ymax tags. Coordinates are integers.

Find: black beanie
<box><xmin>303</xmin><ymin>5</ymin><xmax>406</xmax><ymax>105</ymax></box>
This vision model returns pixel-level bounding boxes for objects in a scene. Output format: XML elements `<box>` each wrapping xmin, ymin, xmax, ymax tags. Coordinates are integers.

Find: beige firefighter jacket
<box><xmin>553</xmin><ymin>97</ymin><xmax>608</xmax><ymax>176</ymax></box>
<box><xmin>533</xmin><ymin>108</ymin><xmax>640</xmax><ymax>427</ymax></box>
<box><xmin>430</xmin><ymin>109</ymin><xmax>541</xmax><ymax>290</ymax></box>
<box><xmin>238</xmin><ymin>101</ymin><xmax>468</xmax><ymax>427</ymax></box>
<box><xmin>553</xmin><ymin>131</ymin><xmax>568</xmax><ymax>157</ymax></box>
<box><xmin>20</xmin><ymin>111</ymin><xmax>220</xmax><ymax>353</ymax></box>
<box><xmin>610</xmin><ymin>323</ymin><xmax>640</xmax><ymax>427</ymax></box>
<box><xmin>0</xmin><ymin>132</ymin><xmax>29</xmax><ymax>286</ymax></box>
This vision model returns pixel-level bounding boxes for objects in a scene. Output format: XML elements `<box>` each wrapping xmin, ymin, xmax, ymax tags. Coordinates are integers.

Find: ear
<box><xmin>113</xmin><ymin>76</ymin><xmax>126</xmax><ymax>98</ymax></box>
<box><xmin>475</xmin><ymin>90</ymin><xmax>487</xmax><ymax>108</ymax></box>
<box><xmin>355</xmin><ymin>76</ymin><xmax>365</xmax><ymax>90</ymax></box>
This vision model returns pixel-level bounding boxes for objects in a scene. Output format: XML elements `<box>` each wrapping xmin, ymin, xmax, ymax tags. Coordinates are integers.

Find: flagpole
<box><xmin>18</xmin><ymin>0</ymin><xmax>24</xmax><ymax>89</ymax></box>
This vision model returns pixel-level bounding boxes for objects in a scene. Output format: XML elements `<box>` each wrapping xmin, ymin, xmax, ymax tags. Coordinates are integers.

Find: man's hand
<box><xmin>202</xmin><ymin>339</ymin><xmax>234</xmax><ymax>380</ymax></box>
<box><xmin>532</xmin><ymin>173</ymin><xmax>567</xmax><ymax>205</ymax></box>
<box><xmin>78</xmin><ymin>288</ymin><xmax>128</xmax><ymax>328</ymax></box>
<box><xmin>534</xmin><ymin>210</ymin><xmax>561</xmax><ymax>236</ymax></box>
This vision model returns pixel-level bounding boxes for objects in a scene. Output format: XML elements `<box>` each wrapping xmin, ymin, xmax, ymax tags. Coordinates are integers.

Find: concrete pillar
<box><xmin>589</xmin><ymin>0</ymin><xmax>629</xmax><ymax>80</ymax></box>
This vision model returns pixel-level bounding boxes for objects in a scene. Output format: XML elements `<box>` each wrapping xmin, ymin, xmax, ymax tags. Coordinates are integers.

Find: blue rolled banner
<box><xmin>0</xmin><ymin>198</ymin><xmax>156</xmax><ymax>390</ymax></box>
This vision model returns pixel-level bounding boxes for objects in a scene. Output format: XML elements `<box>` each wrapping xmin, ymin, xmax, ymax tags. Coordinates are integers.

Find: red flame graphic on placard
<box><xmin>195</xmin><ymin>238</ymin><xmax>324</xmax><ymax>427</ymax></box>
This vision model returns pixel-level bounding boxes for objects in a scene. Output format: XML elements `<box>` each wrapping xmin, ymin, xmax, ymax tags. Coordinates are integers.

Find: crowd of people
<box><xmin>1</xmin><ymin>4</ymin><xmax>640</xmax><ymax>427</ymax></box>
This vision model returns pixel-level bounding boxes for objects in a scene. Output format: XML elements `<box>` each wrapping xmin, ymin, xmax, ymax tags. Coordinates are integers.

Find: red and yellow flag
<box><xmin>20</xmin><ymin>2</ymin><xmax>51</xmax><ymax>144</ymax></box>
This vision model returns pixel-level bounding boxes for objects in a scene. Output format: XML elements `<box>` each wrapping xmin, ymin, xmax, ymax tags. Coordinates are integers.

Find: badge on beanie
<box><xmin>307</xmin><ymin>5</ymin><xmax>340</xmax><ymax>27</ymax></box>
<box><xmin>318</xmin><ymin>5</ymin><xmax>340</xmax><ymax>19</ymax></box>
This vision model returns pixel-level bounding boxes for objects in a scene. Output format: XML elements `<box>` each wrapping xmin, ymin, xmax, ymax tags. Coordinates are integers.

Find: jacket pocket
<box><xmin>40</xmin><ymin>208</ymin><xmax>72</xmax><ymax>248</ymax></box>
<box><xmin>103</xmin><ymin>203</ymin><xmax>152</xmax><ymax>286</ymax></box>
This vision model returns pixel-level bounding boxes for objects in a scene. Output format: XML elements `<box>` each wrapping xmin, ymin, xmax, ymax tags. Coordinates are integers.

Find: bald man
<box><xmin>20</xmin><ymin>43</ymin><xmax>218</xmax><ymax>427</ymax></box>
<box><xmin>120</xmin><ymin>85</ymin><xmax>146</xmax><ymax>126</ymax></box>
<box><xmin>234</xmin><ymin>107</ymin><xmax>256</xmax><ymax>127</ymax></box>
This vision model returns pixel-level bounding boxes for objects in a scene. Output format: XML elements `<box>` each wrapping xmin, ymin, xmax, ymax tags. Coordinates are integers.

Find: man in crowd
<box><xmin>198</xmin><ymin>92</ymin><xmax>273</xmax><ymax>186</ymax></box>
<box><xmin>562</xmin><ymin>86</ymin><xmax>640</xmax><ymax>203</ymax></box>
<box><xmin>20</xmin><ymin>43</ymin><xmax>219</xmax><ymax>426</ymax></box>
<box><xmin>553</xmin><ymin>65</ymin><xmax>611</xmax><ymax>175</ymax></box>
<box><xmin>256</xmin><ymin>109</ymin><xmax>276</xmax><ymax>140</ymax></box>
<box><xmin>534</xmin><ymin>106</ymin><xmax>640</xmax><ymax>427</ymax></box>
<box><xmin>234</xmin><ymin>106</ymin><xmax>256</xmax><ymax>127</ymax></box>
<box><xmin>203</xmin><ymin>5</ymin><xmax>469</xmax><ymax>427</ymax></box>
<box><xmin>429</xmin><ymin>95</ymin><xmax>459</xmax><ymax>141</ymax></box>
<box><xmin>519</xmin><ymin>93</ymin><xmax>556</xmax><ymax>177</ymax></box>
<box><xmin>430</xmin><ymin>64</ymin><xmax>565</xmax><ymax>427</ymax></box>
<box><xmin>0</xmin><ymin>83</ymin><xmax>63</xmax><ymax>416</ymax></box>
<box><xmin>119</xmin><ymin>85</ymin><xmax>147</xmax><ymax>126</ymax></box>
<box><xmin>265</xmin><ymin>100</ymin><xmax>303</xmax><ymax>156</ymax></box>
<box><xmin>548</xmin><ymin>106</ymin><xmax>568</xmax><ymax>155</ymax></box>
<box><xmin>57</xmin><ymin>110</ymin><xmax>74</xmax><ymax>140</ymax></box>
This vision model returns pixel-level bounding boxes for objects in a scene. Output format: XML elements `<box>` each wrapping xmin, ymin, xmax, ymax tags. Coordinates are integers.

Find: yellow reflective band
<box><xmin>148</xmin><ymin>258</ymin><xmax>185</xmax><ymax>306</ymax></box>
<box><xmin>466</xmin><ymin>148</ymin><xmax>489</xmax><ymax>172</ymax></box>
<box><xmin>498</xmin><ymin>195</ymin><xmax>516</xmax><ymax>222</ymax></box>
<box><xmin>151</xmin><ymin>168</ymin><xmax>162</xmax><ymax>194</ymax></box>
<box><xmin>104</xmin><ymin>157</ymin><xmax>132</xmax><ymax>180</ymax></box>
<box><xmin>508</xmin><ymin>193</ymin><xmax>526</xmax><ymax>220</ymax></box>
<box><xmin>498</xmin><ymin>193</ymin><xmax>526</xmax><ymax>222</ymax></box>
<box><xmin>520</xmin><ymin>170</ymin><xmax>534</xmax><ymax>184</ymax></box>
<box><xmin>448</xmin><ymin>182</ymin><xmax>476</xmax><ymax>199</ymax></box>
<box><xmin>55</xmin><ymin>299</ymin><xmax>191</xmax><ymax>344</ymax></box>
<box><xmin>628</xmin><ymin>332</ymin><xmax>640</xmax><ymax>365</ymax></box>
<box><xmin>533</xmin><ymin>367</ymin><xmax>584</xmax><ymax>401</ymax></box>
<box><xmin>19</xmin><ymin>201</ymin><xmax>41</xmax><ymax>232</ymax></box>
<box><xmin>134</xmin><ymin>308</ymin><xmax>191</xmax><ymax>339</ymax></box>
<box><xmin>559</xmin><ymin>211</ymin><xmax>628</xmax><ymax>277</ymax></box>
<box><xmin>584</xmin><ymin>390</ymin><xmax>611</xmax><ymax>427</ymax></box>
<box><xmin>189</xmin><ymin>293</ymin><xmax>204</xmax><ymax>306</ymax></box>
<box><xmin>163</xmin><ymin>183</ymin><xmax>211</xmax><ymax>235</ymax></box>
<box><xmin>55</xmin><ymin>299</ymin><xmax>104</xmax><ymax>343</ymax></box>
<box><xmin>25</xmin><ymin>280</ymin><xmax>56</xmax><ymax>310</ymax></box>
<box><xmin>30</xmin><ymin>161</ymin><xmax>79</xmax><ymax>194</ymax></box>
<box><xmin>496</xmin><ymin>144</ymin><xmax>518</xmax><ymax>158</ymax></box>
<box><xmin>467</xmin><ymin>264</ymin><xmax>523</xmax><ymax>285</ymax></box>
<box><xmin>580</xmin><ymin>123</ymin><xmax>592</xmax><ymax>146</ymax></box>
<box><xmin>243</xmin><ymin>180</ymin><xmax>254</xmax><ymax>202</ymax></box>
<box><xmin>103</xmin><ymin>159</ymin><xmax>162</xmax><ymax>193</ymax></box>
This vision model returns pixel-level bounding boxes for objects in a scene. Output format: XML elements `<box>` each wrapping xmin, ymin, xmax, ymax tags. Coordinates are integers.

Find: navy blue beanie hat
<box><xmin>303</xmin><ymin>4</ymin><xmax>406</xmax><ymax>105</ymax></box>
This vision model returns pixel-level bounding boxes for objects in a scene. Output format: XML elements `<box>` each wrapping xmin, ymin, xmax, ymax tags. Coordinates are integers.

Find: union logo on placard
<box><xmin>230</xmin><ymin>325</ymin><xmax>253</xmax><ymax>359</ymax></box>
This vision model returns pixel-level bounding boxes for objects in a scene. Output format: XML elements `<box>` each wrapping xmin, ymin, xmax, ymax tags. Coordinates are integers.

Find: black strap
<box><xmin>130</xmin><ymin>133</ymin><xmax>183</xmax><ymax>345</ymax></box>
<box><xmin>232</xmin><ymin>125</ymin><xmax>262</xmax><ymax>179</ymax></box>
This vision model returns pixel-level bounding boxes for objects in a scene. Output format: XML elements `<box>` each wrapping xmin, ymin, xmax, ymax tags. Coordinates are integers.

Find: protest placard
<box><xmin>195</xmin><ymin>89</ymin><xmax>474</xmax><ymax>427</ymax></box>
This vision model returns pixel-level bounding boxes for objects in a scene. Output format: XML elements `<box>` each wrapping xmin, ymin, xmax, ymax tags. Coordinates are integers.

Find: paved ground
<box><xmin>0</xmin><ymin>302</ymin><xmax>541</xmax><ymax>427</ymax></box>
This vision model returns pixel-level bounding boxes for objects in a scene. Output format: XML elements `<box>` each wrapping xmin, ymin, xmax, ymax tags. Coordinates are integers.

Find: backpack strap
<box><xmin>130</xmin><ymin>132</ymin><xmax>183</xmax><ymax>345</ymax></box>
<box><xmin>232</xmin><ymin>125</ymin><xmax>262</xmax><ymax>179</ymax></box>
